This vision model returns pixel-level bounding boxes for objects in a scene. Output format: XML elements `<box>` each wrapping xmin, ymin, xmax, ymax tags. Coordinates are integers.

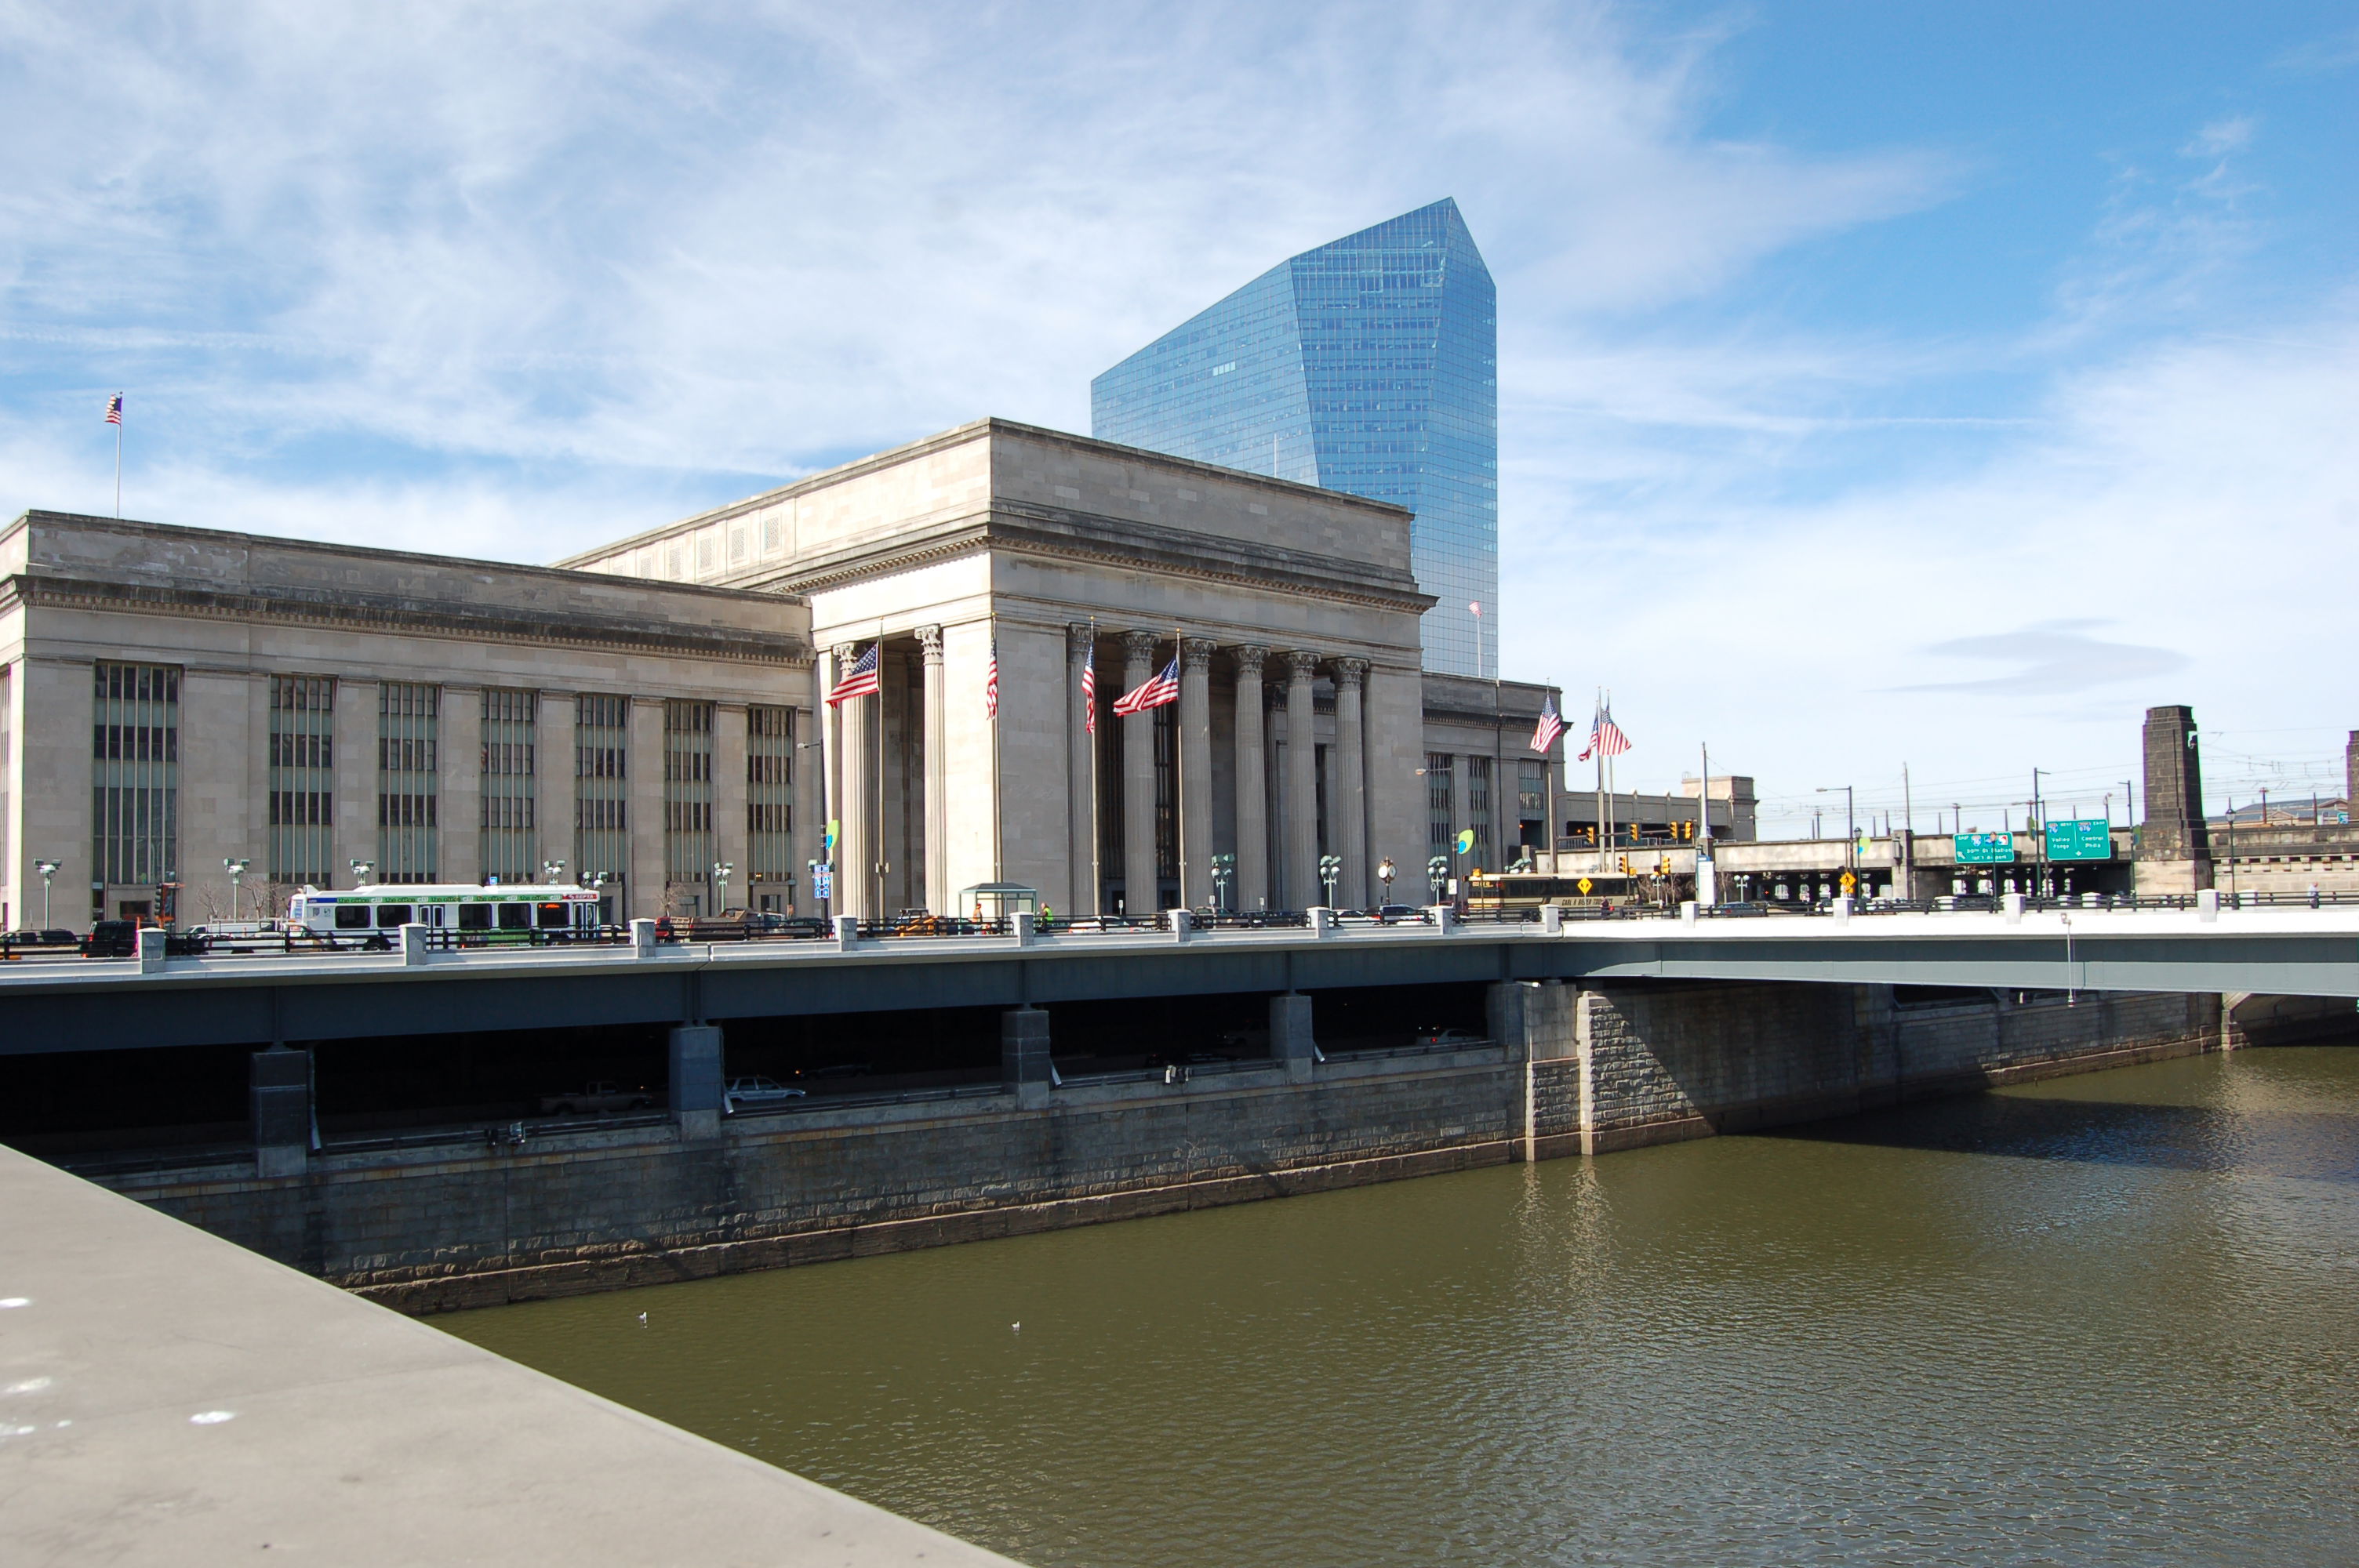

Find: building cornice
<box><xmin>0</xmin><ymin>572</ymin><xmax>810</xmax><ymax>666</ymax></box>
<box><xmin>752</xmin><ymin>504</ymin><xmax>1435</xmax><ymax>615</ymax></box>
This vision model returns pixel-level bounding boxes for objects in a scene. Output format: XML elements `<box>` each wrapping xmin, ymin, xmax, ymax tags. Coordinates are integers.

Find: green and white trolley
<box><xmin>288</xmin><ymin>883</ymin><xmax>605</xmax><ymax>939</ymax></box>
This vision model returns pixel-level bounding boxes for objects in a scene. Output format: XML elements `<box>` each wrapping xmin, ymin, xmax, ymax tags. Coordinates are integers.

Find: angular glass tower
<box><xmin>1092</xmin><ymin>198</ymin><xmax>1498</xmax><ymax>677</ymax></box>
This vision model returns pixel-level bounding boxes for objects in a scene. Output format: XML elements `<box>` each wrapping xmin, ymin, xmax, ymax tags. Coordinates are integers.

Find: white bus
<box><xmin>288</xmin><ymin>883</ymin><xmax>605</xmax><ymax>940</ymax></box>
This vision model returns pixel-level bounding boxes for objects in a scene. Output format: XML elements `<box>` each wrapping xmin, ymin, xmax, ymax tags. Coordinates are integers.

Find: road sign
<box><xmin>1954</xmin><ymin>831</ymin><xmax>2016</xmax><ymax>864</ymax></box>
<box><xmin>1576</xmin><ymin>877</ymin><xmax>1593</xmax><ymax>895</ymax></box>
<box><xmin>812</xmin><ymin>865</ymin><xmax>834</xmax><ymax>899</ymax></box>
<box><xmin>1839</xmin><ymin>871</ymin><xmax>1856</xmax><ymax>891</ymax></box>
<box><xmin>2045</xmin><ymin>818</ymin><xmax>2114</xmax><ymax>862</ymax></box>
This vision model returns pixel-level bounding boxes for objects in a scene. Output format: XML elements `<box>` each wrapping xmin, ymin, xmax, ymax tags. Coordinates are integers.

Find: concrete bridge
<box><xmin>2</xmin><ymin>902</ymin><xmax>2354</xmax><ymax>1062</ymax></box>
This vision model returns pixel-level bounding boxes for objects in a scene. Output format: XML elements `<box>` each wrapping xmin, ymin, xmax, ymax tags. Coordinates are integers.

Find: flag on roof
<box><xmin>1529</xmin><ymin>695</ymin><xmax>1563</xmax><ymax>754</ymax></box>
<box><xmin>984</xmin><ymin>636</ymin><xmax>999</xmax><ymax>720</ymax></box>
<box><xmin>1081</xmin><ymin>643</ymin><xmax>1096</xmax><ymax>734</ymax></box>
<box><xmin>1112</xmin><ymin>656</ymin><xmax>1180</xmax><ymax>717</ymax></box>
<box><xmin>104</xmin><ymin>394</ymin><xmax>122</xmax><ymax>426</ymax></box>
<box><xmin>826</xmin><ymin>643</ymin><xmax>880</xmax><ymax>706</ymax></box>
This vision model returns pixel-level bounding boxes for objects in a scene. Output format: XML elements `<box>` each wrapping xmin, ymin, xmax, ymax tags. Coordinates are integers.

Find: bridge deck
<box><xmin>1</xmin><ymin>906</ymin><xmax>2352</xmax><ymax>1054</ymax></box>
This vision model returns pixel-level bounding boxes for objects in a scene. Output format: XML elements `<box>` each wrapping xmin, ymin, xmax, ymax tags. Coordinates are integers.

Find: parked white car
<box><xmin>722</xmin><ymin>1075</ymin><xmax>807</xmax><ymax>1112</ymax></box>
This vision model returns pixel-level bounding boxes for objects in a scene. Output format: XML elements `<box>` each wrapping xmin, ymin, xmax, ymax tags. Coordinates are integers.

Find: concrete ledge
<box><xmin>348</xmin><ymin>1137</ymin><xmax>1524</xmax><ymax>1316</ymax></box>
<box><xmin>0</xmin><ymin>1145</ymin><xmax>1018</xmax><ymax>1566</ymax></box>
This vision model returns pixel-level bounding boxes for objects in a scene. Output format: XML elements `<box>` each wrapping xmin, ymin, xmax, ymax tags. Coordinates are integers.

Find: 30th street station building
<box><xmin>2</xmin><ymin>419</ymin><xmax>1598</xmax><ymax>928</ymax></box>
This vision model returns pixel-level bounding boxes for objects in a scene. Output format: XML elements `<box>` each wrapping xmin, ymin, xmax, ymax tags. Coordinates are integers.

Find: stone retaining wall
<box><xmin>101</xmin><ymin>982</ymin><xmax>2226</xmax><ymax>1313</ymax></box>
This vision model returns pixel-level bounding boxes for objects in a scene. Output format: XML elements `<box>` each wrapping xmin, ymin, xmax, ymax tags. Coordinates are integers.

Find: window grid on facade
<box><xmin>93</xmin><ymin>662</ymin><xmax>180</xmax><ymax>889</ymax></box>
<box><xmin>747</xmin><ymin>705</ymin><xmax>794</xmax><ymax>885</ymax></box>
<box><xmin>1518</xmin><ymin>761</ymin><xmax>1546</xmax><ymax>822</ymax></box>
<box><xmin>663</xmin><ymin>699</ymin><xmax>715</xmax><ymax>891</ymax></box>
<box><xmin>1467</xmin><ymin>754</ymin><xmax>1492</xmax><ymax>869</ymax></box>
<box><xmin>267</xmin><ymin>676</ymin><xmax>334</xmax><ymax>887</ymax></box>
<box><xmin>575</xmin><ymin>695</ymin><xmax>630</xmax><ymax>893</ymax></box>
<box><xmin>376</xmin><ymin>682</ymin><xmax>439</xmax><ymax>883</ymax></box>
<box><xmin>480</xmin><ymin>688</ymin><xmax>537</xmax><ymax>882</ymax></box>
<box><xmin>1092</xmin><ymin>198</ymin><xmax>1498</xmax><ymax>677</ymax></box>
<box><xmin>1426</xmin><ymin>752</ymin><xmax>1454</xmax><ymax>851</ymax></box>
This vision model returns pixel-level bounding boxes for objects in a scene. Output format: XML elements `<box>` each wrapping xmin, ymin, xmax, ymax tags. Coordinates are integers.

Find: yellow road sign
<box><xmin>1839</xmin><ymin>871</ymin><xmax>1856</xmax><ymax>891</ymax></box>
<box><xmin>1576</xmin><ymin>877</ymin><xmax>1593</xmax><ymax>895</ymax></box>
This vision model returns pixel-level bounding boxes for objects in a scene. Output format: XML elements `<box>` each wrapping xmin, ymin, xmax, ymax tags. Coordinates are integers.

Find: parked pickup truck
<box><xmin>538</xmin><ymin>1081</ymin><xmax>657</xmax><ymax>1116</ymax></box>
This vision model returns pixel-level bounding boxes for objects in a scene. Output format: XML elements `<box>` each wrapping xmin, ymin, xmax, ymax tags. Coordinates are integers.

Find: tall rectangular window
<box><xmin>1426</xmin><ymin>752</ymin><xmax>1454</xmax><ymax>851</ymax></box>
<box><xmin>480</xmin><ymin>688</ymin><xmax>537</xmax><ymax>882</ymax></box>
<box><xmin>1153</xmin><ymin>704</ymin><xmax>1176</xmax><ymax>883</ymax></box>
<box><xmin>1467</xmin><ymin>754</ymin><xmax>1492</xmax><ymax>869</ymax></box>
<box><xmin>93</xmin><ymin>662</ymin><xmax>180</xmax><ymax>891</ymax></box>
<box><xmin>575</xmin><ymin>695</ymin><xmax>629</xmax><ymax>896</ymax></box>
<box><xmin>376</xmin><ymin>682</ymin><xmax>439</xmax><ymax>883</ymax></box>
<box><xmin>663</xmin><ymin>699</ymin><xmax>714</xmax><ymax>905</ymax></box>
<box><xmin>747</xmin><ymin>705</ymin><xmax>794</xmax><ymax>890</ymax></box>
<box><xmin>267</xmin><ymin>676</ymin><xmax>334</xmax><ymax>887</ymax></box>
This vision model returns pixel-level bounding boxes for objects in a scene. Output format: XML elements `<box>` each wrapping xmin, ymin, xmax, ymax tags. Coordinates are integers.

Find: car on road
<box><xmin>723</xmin><ymin>1075</ymin><xmax>807</xmax><ymax>1112</ymax></box>
<box><xmin>538</xmin><ymin>1081</ymin><xmax>657</xmax><ymax>1116</ymax></box>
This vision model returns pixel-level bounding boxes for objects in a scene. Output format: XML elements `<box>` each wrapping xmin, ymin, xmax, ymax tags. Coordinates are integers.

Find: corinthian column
<box><xmin>1120</xmin><ymin>630</ymin><xmax>1160</xmax><ymax>913</ymax></box>
<box><xmin>1067</xmin><ymin>623</ymin><xmax>1098</xmax><ymax>916</ymax></box>
<box><xmin>918</xmin><ymin>626</ymin><xmax>947</xmax><ymax>914</ymax></box>
<box><xmin>1282</xmin><ymin>650</ymin><xmax>1320</xmax><ymax>909</ymax></box>
<box><xmin>1231</xmin><ymin>645</ymin><xmax>1269</xmax><ymax>913</ymax></box>
<box><xmin>1179</xmin><ymin>638</ymin><xmax>1216</xmax><ymax>908</ymax></box>
<box><xmin>833</xmin><ymin>642</ymin><xmax>870</xmax><ymax>920</ymax></box>
<box><xmin>1332</xmin><ymin>658</ymin><xmax>1369</xmax><ymax>909</ymax></box>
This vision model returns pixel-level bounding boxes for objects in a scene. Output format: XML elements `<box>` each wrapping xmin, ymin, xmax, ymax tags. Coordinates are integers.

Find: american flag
<box><xmin>1577</xmin><ymin>699</ymin><xmax>1631</xmax><ymax>761</ymax></box>
<box><xmin>1081</xmin><ymin>643</ymin><xmax>1096</xmax><ymax>734</ymax></box>
<box><xmin>104</xmin><ymin>394</ymin><xmax>122</xmax><ymax>426</ymax></box>
<box><xmin>1113</xmin><ymin>656</ymin><xmax>1180</xmax><ymax>717</ymax></box>
<box><xmin>825</xmin><ymin>643</ymin><xmax>880</xmax><ymax>706</ymax></box>
<box><xmin>984</xmin><ymin>636</ymin><xmax>999</xmax><ymax>720</ymax></box>
<box><xmin>1529</xmin><ymin>695</ymin><xmax>1563</xmax><ymax>754</ymax></box>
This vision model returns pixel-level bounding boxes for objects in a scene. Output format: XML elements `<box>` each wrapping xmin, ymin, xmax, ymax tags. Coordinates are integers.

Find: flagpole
<box><xmin>1088</xmin><ymin>616</ymin><xmax>1100</xmax><ymax>918</ymax></box>
<box><xmin>1173</xmin><ymin>626</ymin><xmax>1185</xmax><ymax>912</ymax></box>
<box><xmin>874</xmin><ymin>621</ymin><xmax>886</xmax><ymax>920</ymax></box>
<box><xmin>1593</xmin><ymin>688</ymin><xmax>1605</xmax><ymax>869</ymax></box>
<box><xmin>114</xmin><ymin>400</ymin><xmax>123</xmax><ymax>519</ymax></box>
<box><xmin>990</xmin><ymin>618</ymin><xmax>1003</xmax><ymax>886</ymax></box>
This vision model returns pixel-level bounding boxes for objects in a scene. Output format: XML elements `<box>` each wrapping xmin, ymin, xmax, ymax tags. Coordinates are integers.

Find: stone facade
<box><xmin>0</xmin><ymin>513</ymin><xmax>815</xmax><ymax>928</ymax></box>
<box><xmin>5</xmin><ymin>418</ymin><xmax>1569</xmax><ymax>930</ymax></box>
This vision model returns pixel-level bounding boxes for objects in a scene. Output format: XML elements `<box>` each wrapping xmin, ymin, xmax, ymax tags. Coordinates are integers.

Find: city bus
<box><xmin>286</xmin><ymin>883</ymin><xmax>605</xmax><ymax>940</ymax></box>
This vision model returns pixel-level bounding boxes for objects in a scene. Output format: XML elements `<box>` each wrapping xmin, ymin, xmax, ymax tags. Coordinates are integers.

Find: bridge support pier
<box><xmin>250</xmin><ymin>1047</ymin><xmax>311</xmax><ymax>1178</ymax></box>
<box><xmin>1271</xmin><ymin>993</ymin><xmax>1316</xmax><ymax>1083</ymax></box>
<box><xmin>1002</xmin><ymin>1007</ymin><xmax>1052</xmax><ymax>1108</ymax></box>
<box><xmin>668</xmin><ymin>1025</ymin><xmax>724</xmax><ymax>1140</ymax></box>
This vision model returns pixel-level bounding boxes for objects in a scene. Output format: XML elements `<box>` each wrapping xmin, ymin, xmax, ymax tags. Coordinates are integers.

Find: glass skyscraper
<box><xmin>1091</xmin><ymin>198</ymin><xmax>1498</xmax><ymax>677</ymax></box>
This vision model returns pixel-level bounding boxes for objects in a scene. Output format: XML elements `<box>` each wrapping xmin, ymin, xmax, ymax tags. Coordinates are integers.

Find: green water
<box><xmin>442</xmin><ymin>1048</ymin><xmax>2359</xmax><ymax>1566</ymax></box>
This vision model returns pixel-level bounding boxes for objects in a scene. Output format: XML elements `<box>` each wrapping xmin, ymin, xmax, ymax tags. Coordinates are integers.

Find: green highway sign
<box><xmin>2045</xmin><ymin>818</ymin><xmax>2114</xmax><ymax>862</ymax></box>
<box><xmin>1953</xmin><ymin>831</ymin><xmax>2016</xmax><ymax>864</ymax></box>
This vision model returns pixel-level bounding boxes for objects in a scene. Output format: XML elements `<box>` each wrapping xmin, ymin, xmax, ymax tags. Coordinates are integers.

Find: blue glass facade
<box><xmin>1092</xmin><ymin>199</ymin><xmax>1498</xmax><ymax>677</ymax></box>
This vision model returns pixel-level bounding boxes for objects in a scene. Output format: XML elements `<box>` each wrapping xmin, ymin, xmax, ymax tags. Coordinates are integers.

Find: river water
<box><xmin>442</xmin><ymin>1048</ymin><xmax>2359</xmax><ymax>1566</ymax></box>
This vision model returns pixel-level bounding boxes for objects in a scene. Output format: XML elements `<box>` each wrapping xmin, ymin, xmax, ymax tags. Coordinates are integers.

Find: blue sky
<box><xmin>4</xmin><ymin>2</ymin><xmax>2353</xmax><ymax>834</ymax></box>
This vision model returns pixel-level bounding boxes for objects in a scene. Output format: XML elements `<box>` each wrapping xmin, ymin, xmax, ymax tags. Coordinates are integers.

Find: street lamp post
<box><xmin>1426</xmin><ymin>855</ymin><xmax>1449</xmax><ymax>905</ymax></box>
<box><xmin>348</xmin><ymin>858</ymin><xmax>374</xmax><ymax>887</ymax></box>
<box><xmin>711</xmin><ymin>861</ymin><xmax>734</xmax><ymax>916</ymax></box>
<box><xmin>1211</xmin><ymin>852</ymin><xmax>1234</xmax><ymax>913</ymax></box>
<box><xmin>1318</xmin><ymin>854</ymin><xmax>1341</xmax><ymax>908</ymax></box>
<box><xmin>33</xmin><ymin>859</ymin><xmax>60</xmax><ymax>928</ymax></box>
<box><xmin>542</xmin><ymin>858</ymin><xmax>566</xmax><ymax>885</ymax></box>
<box><xmin>1377</xmin><ymin>857</ymin><xmax>1396</xmax><ymax>909</ymax></box>
<box><xmin>224</xmin><ymin>857</ymin><xmax>249</xmax><ymax>921</ymax></box>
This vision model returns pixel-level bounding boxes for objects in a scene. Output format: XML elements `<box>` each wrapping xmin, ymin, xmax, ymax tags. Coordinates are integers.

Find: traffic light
<box><xmin>1618</xmin><ymin>855</ymin><xmax>1630</xmax><ymax>874</ymax></box>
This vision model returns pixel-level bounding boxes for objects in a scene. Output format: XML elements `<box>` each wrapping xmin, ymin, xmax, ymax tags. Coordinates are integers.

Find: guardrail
<box><xmin>5</xmin><ymin>887</ymin><xmax>2354</xmax><ymax>972</ymax></box>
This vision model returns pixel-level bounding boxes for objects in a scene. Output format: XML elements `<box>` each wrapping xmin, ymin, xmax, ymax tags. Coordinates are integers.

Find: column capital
<box><xmin>1230</xmin><ymin>644</ymin><xmax>1269</xmax><ymax>679</ymax></box>
<box><xmin>1332</xmin><ymin>657</ymin><xmax>1369</xmax><ymax>688</ymax></box>
<box><xmin>1067</xmin><ymin>622</ymin><xmax>1098</xmax><ymax>657</ymax></box>
<box><xmin>916</xmin><ymin>625</ymin><xmax>944</xmax><ymax>662</ymax></box>
<box><xmin>1282</xmin><ymin>649</ymin><xmax>1321</xmax><ymax>684</ymax></box>
<box><xmin>831</xmin><ymin>641</ymin><xmax>862</xmax><ymax>663</ymax></box>
<box><xmin>1121</xmin><ymin>630</ymin><xmax>1161</xmax><ymax>663</ymax></box>
<box><xmin>1181</xmin><ymin>637</ymin><xmax>1219</xmax><ymax>673</ymax></box>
